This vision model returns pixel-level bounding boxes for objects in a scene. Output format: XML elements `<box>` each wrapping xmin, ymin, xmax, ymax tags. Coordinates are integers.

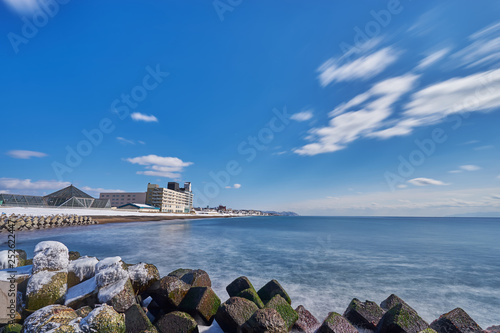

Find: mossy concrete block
<box><xmin>75</xmin><ymin>305</ymin><xmax>92</xmax><ymax>318</ymax></box>
<box><xmin>377</xmin><ymin>303</ymin><xmax>429</xmax><ymax>333</ymax></box>
<box><xmin>4</xmin><ymin>323</ymin><xmax>22</xmax><ymax>333</ymax></box>
<box><xmin>226</xmin><ymin>276</ymin><xmax>254</xmax><ymax>297</ymax></box>
<box><xmin>258</xmin><ymin>280</ymin><xmax>291</xmax><ymax>305</ymax></box>
<box><xmin>430</xmin><ymin>308</ymin><xmax>483</xmax><ymax>333</ymax></box>
<box><xmin>265</xmin><ymin>294</ymin><xmax>298</xmax><ymax>331</ymax></box>
<box><xmin>149</xmin><ymin>275</ymin><xmax>191</xmax><ymax>309</ymax></box>
<box><xmin>293</xmin><ymin>305</ymin><xmax>321</xmax><ymax>333</ymax></box>
<box><xmin>318</xmin><ymin>312</ymin><xmax>358</xmax><ymax>333</ymax></box>
<box><xmin>169</xmin><ymin>269</ymin><xmax>211</xmax><ymax>288</ymax></box>
<box><xmin>26</xmin><ymin>271</ymin><xmax>68</xmax><ymax>311</ymax></box>
<box><xmin>215</xmin><ymin>297</ymin><xmax>258</xmax><ymax>333</ymax></box>
<box><xmin>380</xmin><ymin>294</ymin><xmax>407</xmax><ymax>311</ymax></box>
<box><xmin>125</xmin><ymin>303</ymin><xmax>155</xmax><ymax>333</ymax></box>
<box><xmin>237</xmin><ymin>288</ymin><xmax>265</xmax><ymax>309</ymax></box>
<box><xmin>68</xmin><ymin>251</ymin><xmax>81</xmax><ymax>261</ymax></box>
<box><xmin>99</xmin><ymin>278</ymin><xmax>136</xmax><ymax>313</ymax></box>
<box><xmin>80</xmin><ymin>304</ymin><xmax>126</xmax><ymax>333</ymax></box>
<box><xmin>130</xmin><ymin>263</ymin><xmax>160</xmax><ymax>295</ymax></box>
<box><xmin>179</xmin><ymin>287</ymin><xmax>221</xmax><ymax>326</ymax></box>
<box><xmin>155</xmin><ymin>311</ymin><xmax>199</xmax><ymax>333</ymax></box>
<box><xmin>344</xmin><ymin>298</ymin><xmax>385</xmax><ymax>329</ymax></box>
<box><xmin>240</xmin><ymin>308</ymin><xmax>288</xmax><ymax>333</ymax></box>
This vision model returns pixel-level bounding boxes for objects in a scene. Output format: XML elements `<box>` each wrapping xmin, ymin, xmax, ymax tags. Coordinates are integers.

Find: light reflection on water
<box><xmin>5</xmin><ymin>216</ymin><xmax>500</xmax><ymax>328</ymax></box>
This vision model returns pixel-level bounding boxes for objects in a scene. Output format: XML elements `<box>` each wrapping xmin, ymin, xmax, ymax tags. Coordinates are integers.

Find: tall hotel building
<box><xmin>146</xmin><ymin>182</ymin><xmax>194</xmax><ymax>213</ymax></box>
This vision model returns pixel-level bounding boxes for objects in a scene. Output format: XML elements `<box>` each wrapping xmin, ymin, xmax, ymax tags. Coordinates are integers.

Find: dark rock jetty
<box><xmin>0</xmin><ymin>214</ymin><xmax>97</xmax><ymax>232</ymax></box>
<box><xmin>0</xmin><ymin>241</ymin><xmax>496</xmax><ymax>333</ymax></box>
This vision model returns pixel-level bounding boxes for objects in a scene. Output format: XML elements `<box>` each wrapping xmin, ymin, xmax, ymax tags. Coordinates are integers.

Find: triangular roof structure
<box><xmin>44</xmin><ymin>185</ymin><xmax>94</xmax><ymax>199</ymax></box>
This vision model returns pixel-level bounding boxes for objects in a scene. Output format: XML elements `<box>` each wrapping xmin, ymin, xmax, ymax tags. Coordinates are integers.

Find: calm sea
<box><xmin>5</xmin><ymin>216</ymin><xmax>500</xmax><ymax>328</ymax></box>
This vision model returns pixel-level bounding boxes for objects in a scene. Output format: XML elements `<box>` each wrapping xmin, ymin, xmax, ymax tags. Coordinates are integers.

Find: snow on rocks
<box><xmin>95</xmin><ymin>256</ymin><xmax>128</xmax><ymax>288</ymax></box>
<box><xmin>65</xmin><ymin>276</ymin><xmax>98</xmax><ymax>309</ymax></box>
<box><xmin>80</xmin><ymin>304</ymin><xmax>126</xmax><ymax>333</ymax></box>
<box><xmin>128</xmin><ymin>262</ymin><xmax>160</xmax><ymax>294</ymax></box>
<box><xmin>33</xmin><ymin>241</ymin><xmax>69</xmax><ymax>274</ymax></box>
<box><xmin>26</xmin><ymin>270</ymin><xmax>68</xmax><ymax>310</ymax></box>
<box><xmin>23</xmin><ymin>304</ymin><xmax>80</xmax><ymax>333</ymax></box>
<box><xmin>68</xmin><ymin>256</ymin><xmax>99</xmax><ymax>287</ymax></box>
<box><xmin>0</xmin><ymin>249</ymin><xmax>18</xmax><ymax>269</ymax></box>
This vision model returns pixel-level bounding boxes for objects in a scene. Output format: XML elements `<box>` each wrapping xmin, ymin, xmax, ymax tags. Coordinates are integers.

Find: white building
<box><xmin>99</xmin><ymin>192</ymin><xmax>146</xmax><ymax>207</ymax></box>
<box><xmin>146</xmin><ymin>182</ymin><xmax>194</xmax><ymax>213</ymax></box>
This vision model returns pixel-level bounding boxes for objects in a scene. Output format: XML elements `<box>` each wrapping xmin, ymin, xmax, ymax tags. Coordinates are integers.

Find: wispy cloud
<box><xmin>474</xmin><ymin>145</ymin><xmax>494</xmax><ymax>151</ymax></box>
<box><xmin>318</xmin><ymin>46</ymin><xmax>400</xmax><ymax>86</ymax></box>
<box><xmin>453</xmin><ymin>21</ymin><xmax>500</xmax><ymax>68</ymax></box>
<box><xmin>278</xmin><ymin>186</ymin><xmax>500</xmax><ymax>216</ymax></box>
<box><xmin>225</xmin><ymin>184</ymin><xmax>242</xmax><ymax>189</ymax></box>
<box><xmin>0</xmin><ymin>178</ymin><xmax>70</xmax><ymax>190</ymax></box>
<box><xmin>2</xmin><ymin>0</ymin><xmax>40</xmax><ymax>14</ymax></box>
<box><xmin>416</xmin><ymin>48</ymin><xmax>450</xmax><ymax>70</ymax></box>
<box><xmin>290</xmin><ymin>110</ymin><xmax>313</xmax><ymax>122</ymax></box>
<box><xmin>131</xmin><ymin>112</ymin><xmax>159</xmax><ymax>123</ymax></box>
<box><xmin>116</xmin><ymin>137</ymin><xmax>136</xmax><ymax>145</ymax></box>
<box><xmin>81</xmin><ymin>186</ymin><xmax>125</xmax><ymax>194</ymax></box>
<box><xmin>126</xmin><ymin>155</ymin><xmax>193</xmax><ymax>179</ymax></box>
<box><xmin>7</xmin><ymin>150</ymin><xmax>47</xmax><ymax>159</ymax></box>
<box><xmin>295</xmin><ymin>74</ymin><xmax>419</xmax><ymax>156</ymax></box>
<box><xmin>460</xmin><ymin>165</ymin><xmax>481</xmax><ymax>171</ymax></box>
<box><xmin>408</xmin><ymin>178</ymin><xmax>449</xmax><ymax>186</ymax></box>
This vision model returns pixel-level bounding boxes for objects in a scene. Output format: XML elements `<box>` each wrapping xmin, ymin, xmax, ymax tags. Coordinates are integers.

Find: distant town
<box><xmin>0</xmin><ymin>182</ymin><xmax>297</xmax><ymax>216</ymax></box>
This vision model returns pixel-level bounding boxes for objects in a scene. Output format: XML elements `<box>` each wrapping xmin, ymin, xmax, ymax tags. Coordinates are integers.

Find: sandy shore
<box><xmin>89</xmin><ymin>214</ymin><xmax>231</xmax><ymax>224</ymax></box>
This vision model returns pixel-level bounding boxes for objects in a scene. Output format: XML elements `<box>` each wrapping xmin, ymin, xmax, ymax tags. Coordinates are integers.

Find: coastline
<box><xmin>89</xmin><ymin>214</ymin><xmax>233</xmax><ymax>224</ymax></box>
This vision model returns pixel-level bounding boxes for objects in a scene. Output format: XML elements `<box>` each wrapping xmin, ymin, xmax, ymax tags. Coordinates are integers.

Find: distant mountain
<box><xmin>264</xmin><ymin>211</ymin><xmax>299</xmax><ymax>216</ymax></box>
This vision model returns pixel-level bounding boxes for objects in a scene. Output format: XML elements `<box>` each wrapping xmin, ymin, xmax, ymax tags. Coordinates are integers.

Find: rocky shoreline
<box><xmin>0</xmin><ymin>214</ymin><xmax>98</xmax><ymax>232</ymax></box>
<box><xmin>0</xmin><ymin>213</ymin><xmax>232</xmax><ymax>233</ymax></box>
<box><xmin>0</xmin><ymin>241</ymin><xmax>498</xmax><ymax>333</ymax></box>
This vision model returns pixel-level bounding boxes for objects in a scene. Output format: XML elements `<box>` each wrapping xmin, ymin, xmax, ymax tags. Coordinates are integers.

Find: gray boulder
<box><xmin>318</xmin><ymin>312</ymin><xmax>358</xmax><ymax>333</ymax></box>
<box><xmin>292</xmin><ymin>305</ymin><xmax>320</xmax><ymax>333</ymax></box>
<box><xmin>258</xmin><ymin>280</ymin><xmax>291</xmax><ymax>305</ymax></box>
<box><xmin>215</xmin><ymin>297</ymin><xmax>258</xmax><ymax>333</ymax></box>
<box><xmin>240</xmin><ymin>308</ymin><xmax>288</xmax><ymax>333</ymax></box>
<box><xmin>430</xmin><ymin>308</ymin><xmax>483</xmax><ymax>333</ymax></box>
<box><xmin>344</xmin><ymin>298</ymin><xmax>385</xmax><ymax>329</ymax></box>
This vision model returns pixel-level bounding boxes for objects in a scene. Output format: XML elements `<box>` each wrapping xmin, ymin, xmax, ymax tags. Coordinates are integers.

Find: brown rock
<box><xmin>318</xmin><ymin>312</ymin><xmax>358</xmax><ymax>333</ymax></box>
<box><xmin>293</xmin><ymin>305</ymin><xmax>320</xmax><ymax>333</ymax></box>
<box><xmin>430</xmin><ymin>308</ymin><xmax>483</xmax><ymax>333</ymax></box>
<box><xmin>240</xmin><ymin>308</ymin><xmax>288</xmax><ymax>333</ymax></box>
<box><xmin>215</xmin><ymin>297</ymin><xmax>258</xmax><ymax>333</ymax></box>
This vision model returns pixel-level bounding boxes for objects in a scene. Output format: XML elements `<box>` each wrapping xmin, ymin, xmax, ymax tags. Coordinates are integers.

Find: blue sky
<box><xmin>1</xmin><ymin>0</ymin><xmax>500</xmax><ymax>216</ymax></box>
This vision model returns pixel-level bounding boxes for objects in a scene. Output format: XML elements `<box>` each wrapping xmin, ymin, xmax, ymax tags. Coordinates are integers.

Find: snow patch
<box><xmin>95</xmin><ymin>256</ymin><xmax>127</xmax><ymax>287</ymax></box>
<box><xmin>23</xmin><ymin>304</ymin><xmax>80</xmax><ymax>333</ymax></box>
<box><xmin>33</xmin><ymin>241</ymin><xmax>69</xmax><ymax>273</ymax></box>
<box><xmin>0</xmin><ymin>264</ymin><xmax>32</xmax><ymax>281</ymax></box>
<box><xmin>80</xmin><ymin>304</ymin><xmax>110</xmax><ymax>331</ymax></box>
<box><xmin>69</xmin><ymin>256</ymin><xmax>98</xmax><ymax>281</ymax></box>
<box><xmin>128</xmin><ymin>262</ymin><xmax>152</xmax><ymax>285</ymax></box>
<box><xmin>98</xmin><ymin>278</ymin><xmax>127</xmax><ymax>303</ymax></box>
<box><xmin>0</xmin><ymin>250</ymin><xmax>18</xmax><ymax>269</ymax></box>
<box><xmin>65</xmin><ymin>276</ymin><xmax>97</xmax><ymax>306</ymax></box>
<box><xmin>27</xmin><ymin>270</ymin><xmax>59</xmax><ymax>294</ymax></box>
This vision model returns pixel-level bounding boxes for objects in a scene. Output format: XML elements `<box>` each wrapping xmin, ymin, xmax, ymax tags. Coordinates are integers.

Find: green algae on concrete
<box><xmin>265</xmin><ymin>294</ymin><xmax>298</xmax><ymax>331</ymax></box>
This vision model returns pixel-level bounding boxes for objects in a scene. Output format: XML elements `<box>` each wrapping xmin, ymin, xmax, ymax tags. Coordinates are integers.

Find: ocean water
<box><xmin>4</xmin><ymin>216</ymin><xmax>500</xmax><ymax>328</ymax></box>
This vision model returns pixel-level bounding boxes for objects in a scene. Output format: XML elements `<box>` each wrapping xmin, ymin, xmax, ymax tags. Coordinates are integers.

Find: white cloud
<box><xmin>225</xmin><ymin>184</ymin><xmax>242</xmax><ymax>189</ymax></box>
<box><xmin>126</xmin><ymin>155</ymin><xmax>193</xmax><ymax>179</ymax></box>
<box><xmin>318</xmin><ymin>47</ymin><xmax>399</xmax><ymax>86</ymax></box>
<box><xmin>2</xmin><ymin>0</ymin><xmax>40</xmax><ymax>14</ymax></box>
<box><xmin>277</xmin><ymin>186</ymin><xmax>500</xmax><ymax>217</ymax></box>
<box><xmin>81</xmin><ymin>186</ymin><xmax>125</xmax><ymax>194</ymax></box>
<box><xmin>474</xmin><ymin>145</ymin><xmax>494</xmax><ymax>150</ymax></box>
<box><xmin>0</xmin><ymin>190</ymin><xmax>10</xmax><ymax>194</ymax></box>
<box><xmin>7</xmin><ymin>150</ymin><xmax>47</xmax><ymax>159</ymax></box>
<box><xmin>295</xmin><ymin>74</ymin><xmax>419</xmax><ymax>156</ymax></box>
<box><xmin>454</xmin><ymin>21</ymin><xmax>500</xmax><ymax>68</ymax></box>
<box><xmin>290</xmin><ymin>111</ymin><xmax>313</xmax><ymax>122</ymax></box>
<box><xmin>408</xmin><ymin>178</ymin><xmax>449</xmax><ymax>186</ymax></box>
<box><xmin>131</xmin><ymin>112</ymin><xmax>159</xmax><ymax>123</ymax></box>
<box><xmin>460</xmin><ymin>165</ymin><xmax>481</xmax><ymax>171</ymax></box>
<box><xmin>449</xmin><ymin>170</ymin><xmax>462</xmax><ymax>174</ymax></box>
<box><xmin>416</xmin><ymin>48</ymin><xmax>450</xmax><ymax>70</ymax></box>
<box><xmin>404</xmin><ymin>68</ymin><xmax>500</xmax><ymax>118</ymax></box>
<box><xmin>116</xmin><ymin>137</ymin><xmax>136</xmax><ymax>145</ymax></box>
<box><xmin>0</xmin><ymin>178</ymin><xmax>70</xmax><ymax>191</ymax></box>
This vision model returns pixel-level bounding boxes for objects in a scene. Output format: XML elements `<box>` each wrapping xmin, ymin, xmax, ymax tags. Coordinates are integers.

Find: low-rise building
<box><xmin>146</xmin><ymin>182</ymin><xmax>193</xmax><ymax>213</ymax></box>
<box><xmin>99</xmin><ymin>192</ymin><xmax>146</xmax><ymax>207</ymax></box>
